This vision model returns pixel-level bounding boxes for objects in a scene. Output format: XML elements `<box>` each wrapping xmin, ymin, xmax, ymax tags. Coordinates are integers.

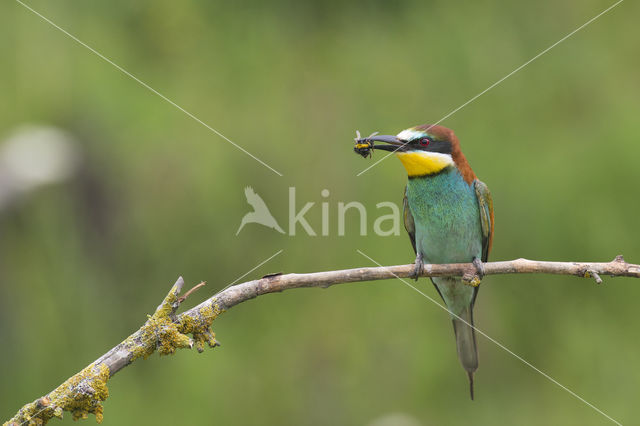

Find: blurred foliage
<box><xmin>1</xmin><ymin>0</ymin><xmax>639</xmax><ymax>424</ymax></box>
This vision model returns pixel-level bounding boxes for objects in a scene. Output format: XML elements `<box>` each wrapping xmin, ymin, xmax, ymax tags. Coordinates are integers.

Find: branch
<box><xmin>5</xmin><ymin>255</ymin><xmax>640</xmax><ymax>425</ymax></box>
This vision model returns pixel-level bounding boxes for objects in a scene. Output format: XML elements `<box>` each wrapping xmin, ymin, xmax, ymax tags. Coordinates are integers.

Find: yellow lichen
<box><xmin>5</xmin><ymin>363</ymin><xmax>110</xmax><ymax>425</ymax></box>
<box><xmin>50</xmin><ymin>362</ymin><xmax>110</xmax><ymax>423</ymax></box>
<box><xmin>127</xmin><ymin>282</ymin><xmax>193</xmax><ymax>360</ymax></box>
<box><xmin>122</xmin><ymin>329</ymin><xmax>155</xmax><ymax>362</ymax></box>
<box><xmin>178</xmin><ymin>302</ymin><xmax>224</xmax><ymax>353</ymax></box>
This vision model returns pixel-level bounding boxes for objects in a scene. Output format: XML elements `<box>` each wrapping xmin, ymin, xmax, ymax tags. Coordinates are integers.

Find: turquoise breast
<box><xmin>406</xmin><ymin>167</ymin><xmax>483</xmax><ymax>264</ymax></box>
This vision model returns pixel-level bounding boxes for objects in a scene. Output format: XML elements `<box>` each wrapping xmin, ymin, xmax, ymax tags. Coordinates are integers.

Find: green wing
<box><xmin>473</xmin><ymin>179</ymin><xmax>494</xmax><ymax>262</ymax></box>
<box><xmin>403</xmin><ymin>185</ymin><xmax>417</xmax><ymax>254</ymax></box>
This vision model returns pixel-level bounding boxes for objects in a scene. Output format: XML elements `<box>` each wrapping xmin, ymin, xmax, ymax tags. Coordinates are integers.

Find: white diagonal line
<box><xmin>357</xmin><ymin>249</ymin><xmax>622</xmax><ymax>426</ymax></box>
<box><xmin>357</xmin><ymin>0</ymin><xmax>624</xmax><ymax>177</ymax></box>
<box><xmin>17</xmin><ymin>406</ymin><xmax>48</xmax><ymax>426</ymax></box>
<box><xmin>14</xmin><ymin>0</ymin><xmax>284</xmax><ymax>177</ymax></box>
<box><xmin>216</xmin><ymin>249</ymin><xmax>284</xmax><ymax>295</ymax></box>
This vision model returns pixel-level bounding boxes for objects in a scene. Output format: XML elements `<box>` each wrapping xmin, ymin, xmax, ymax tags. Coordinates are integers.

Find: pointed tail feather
<box><xmin>452</xmin><ymin>305</ymin><xmax>478</xmax><ymax>400</ymax></box>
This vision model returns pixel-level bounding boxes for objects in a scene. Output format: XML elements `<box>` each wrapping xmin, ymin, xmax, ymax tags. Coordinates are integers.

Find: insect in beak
<box><xmin>353</xmin><ymin>130</ymin><xmax>378</xmax><ymax>158</ymax></box>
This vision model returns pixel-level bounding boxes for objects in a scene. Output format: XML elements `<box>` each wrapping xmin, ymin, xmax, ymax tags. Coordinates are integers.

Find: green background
<box><xmin>1</xmin><ymin>0</ymin><xmax>638</xmax><ymax>424</ymax></box>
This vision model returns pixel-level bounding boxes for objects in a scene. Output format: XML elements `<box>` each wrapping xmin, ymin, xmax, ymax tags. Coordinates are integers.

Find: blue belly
<box><xmin>406</xmin><ymin>168</ymin><xmax>483</xmax><ymax>264</ymax></box>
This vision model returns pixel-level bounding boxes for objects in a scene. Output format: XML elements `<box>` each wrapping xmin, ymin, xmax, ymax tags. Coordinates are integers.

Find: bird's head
<box><xmin>356</xmin><ymin>124</ymin><xmax>470</xmax><ymax>179</ymax></box>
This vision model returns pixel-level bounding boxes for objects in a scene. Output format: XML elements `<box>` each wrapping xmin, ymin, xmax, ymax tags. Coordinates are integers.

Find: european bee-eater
<box><xmin>355</xmin><ymin>124</ymin><xmax>494</xmax><ymax>399</ymax></box>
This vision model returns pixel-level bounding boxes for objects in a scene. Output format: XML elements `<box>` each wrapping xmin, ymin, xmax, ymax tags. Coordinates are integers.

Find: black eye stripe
<box><xmin>412</xmin><ymin>138</ymin><xmax>452</xmax><ymax>154</ymax></box>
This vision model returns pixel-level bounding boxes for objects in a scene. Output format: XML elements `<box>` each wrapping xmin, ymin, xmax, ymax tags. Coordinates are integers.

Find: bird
<box><xmin>236</xmin><ymin>186</ymin><xmax>285</xmax><ymax>235</ymax></box>
<box><xmin>355</xmin><ymin>124</ymin><xmax>494</xmax><ymax>399</ymax></box>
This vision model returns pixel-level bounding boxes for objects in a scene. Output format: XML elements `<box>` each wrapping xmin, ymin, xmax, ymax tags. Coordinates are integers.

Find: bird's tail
<box><xmin>451</xmin><ymin>305</ymin><xmax>478</xmax><ymax>400</ymax></box>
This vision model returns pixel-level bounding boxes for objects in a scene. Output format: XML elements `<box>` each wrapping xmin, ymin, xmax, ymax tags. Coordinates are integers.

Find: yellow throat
<box><xmin>396</xmin><ymin>151</ymin><xmax>454</xmax><ymax>177</ymax></box>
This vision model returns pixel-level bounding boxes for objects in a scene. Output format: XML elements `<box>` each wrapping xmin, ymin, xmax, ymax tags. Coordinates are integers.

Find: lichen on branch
<box><xmin>5</xmin><ymin>362</ymin><xmax>110</xmax><ymax>425</ymax></box>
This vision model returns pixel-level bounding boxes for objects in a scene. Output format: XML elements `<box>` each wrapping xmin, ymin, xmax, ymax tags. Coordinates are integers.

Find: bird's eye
<box><xmin>419</xmin><ymin>138</ymin><xmax>430</xmax><ymax>147</ymax></box>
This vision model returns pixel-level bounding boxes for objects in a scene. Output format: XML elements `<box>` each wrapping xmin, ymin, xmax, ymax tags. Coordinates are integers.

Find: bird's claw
<box><xmin>473</xmin><ymin>257</ymin><xmax>485</xmax><ymax>279</ymax></box>
<box><xmin>462</xmin><ymin>274</ymin><xmax>482</xmax><ymax>287</ymax></box>
<box><xmin>410</xmin><ymin>254</ymin><xmax>424</xmax><ymax>281</ymax></box>
<box><xmin>462</xmin><ymin>257</ymin><xmax>484</xmax><ymax>287</ymax></box>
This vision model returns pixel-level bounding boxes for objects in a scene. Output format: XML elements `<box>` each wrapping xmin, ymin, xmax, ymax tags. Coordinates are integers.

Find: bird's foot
<box><xmin>473</xmin><ymin>257</ymin><xmax>485</xmax><ymax>279</ymax></box>
<box><xmin>410</xmin><ymin>254</ymin><xmax>424</xmax><ymax>281</ymax></box>
<box><xmin>462</xmin><ymin>257</ymin><xmax>484</xmax><ymax>287</ymax></box>
<box><xmin>462</xmin><ymin>274</ymin><xmax>481</xmax><ymax>287</ymax></box>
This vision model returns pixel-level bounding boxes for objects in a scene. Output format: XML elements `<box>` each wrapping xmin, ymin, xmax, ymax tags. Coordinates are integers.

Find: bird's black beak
<box><xmin>356</xmin><ymin>135</ymin><xmax>408</xmax><ymax>152</ymax></box>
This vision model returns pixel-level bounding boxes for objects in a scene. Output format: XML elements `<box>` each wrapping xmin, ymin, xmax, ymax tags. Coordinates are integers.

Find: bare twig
<box><xmin>5</xmin><ymin>255</ymin><xmax>640</xmax><ymax>425</ymax></box>
<box><xmin>177</xmin><ymin>281</ymin><xmax>206</xmax><ymax>304</ymax></box>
